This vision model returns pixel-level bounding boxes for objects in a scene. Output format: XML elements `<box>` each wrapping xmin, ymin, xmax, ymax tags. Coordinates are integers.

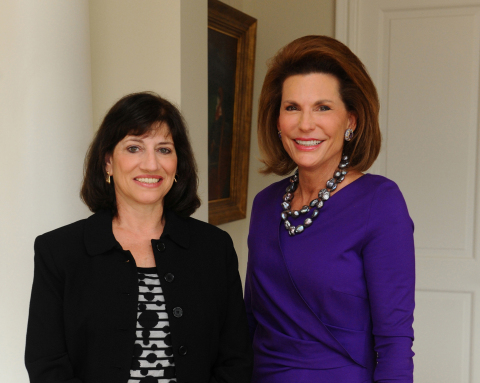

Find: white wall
<box><xmin>0</xmin><ymin>1</ymin><xmax>93</xmax><ymax>381</ymax></box>
<box><xmin>218</xmin><ymin>0</ymin><xmax>336</xmax><ymax>284</ymax></box>
<box><xmin>89</xmin><ymin>0</ymin><xmax>181</xmax><ymax>127</ymax></box>
<box><xmin>180</xmin><ymin>1</ymin><xmax>208</xmax><ymax>218</ymax></box>
<box><xmin>89</xmin><ymin>0</ymin><xmax>208</xmax><ymax>221</ymax></box>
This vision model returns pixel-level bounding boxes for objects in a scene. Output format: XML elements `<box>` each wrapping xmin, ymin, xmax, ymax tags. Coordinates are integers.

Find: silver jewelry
<box><xmin>281</xmin><ymin>155</ymin><xmax>349</xmax><ymax>236</ymax></box>
<box><xmin>344</xmin><ymin>128</ymin><xmax>354</xmax><ymax>141</ymax></box>
<box><xmin>278</xmin><ymin>130</ymin><xmax>282</xmax><ymax>139</ymax></box>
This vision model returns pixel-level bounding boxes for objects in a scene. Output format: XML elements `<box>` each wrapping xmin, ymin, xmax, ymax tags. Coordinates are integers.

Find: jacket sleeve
<box><xmin>210</xmin><ymin>234</ymin><xmax>253</xmax><ymax>383</ymax></box>
<box><xmin>362</xmin><ymin>181</ymin><xmax>415</xmax><ymax>383</ymax></box>
<box><xmin>244</xmin><ymin>195</ymin><xmax>259</xmax><ymax>340</ymax></box>
<box><xmin>25</xmin><ymin>235</ymin><xmax>83</xmax><ymax>383</ymax></box>
<box><xmin>243</xmin><ymin>254</ymin><xmax>257</xmax><ymax>340</ymax></box>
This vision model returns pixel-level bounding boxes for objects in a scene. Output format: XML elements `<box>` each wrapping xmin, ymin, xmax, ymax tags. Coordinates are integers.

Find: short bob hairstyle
<box><xmin>81</xmin><ymin>92</ymin><xmax>200</xmax><ymax>217</ymax></box>
<box><xmin>258</xmin><ymin>35</ymin><xmax>381</xmax><ymax>175</ymax></box>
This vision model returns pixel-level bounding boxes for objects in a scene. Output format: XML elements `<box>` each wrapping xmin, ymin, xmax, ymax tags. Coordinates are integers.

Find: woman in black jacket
<box><xmin>25</xmin><ymin>92</ymin><xmax>253</xmax><ymax>383</ymax></box>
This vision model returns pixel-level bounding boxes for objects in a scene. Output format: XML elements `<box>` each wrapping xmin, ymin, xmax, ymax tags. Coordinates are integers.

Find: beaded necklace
<box><xmin>281</xmin><ymin>155</ymin><xmax>349</xmax><ymax>236</ymax></box>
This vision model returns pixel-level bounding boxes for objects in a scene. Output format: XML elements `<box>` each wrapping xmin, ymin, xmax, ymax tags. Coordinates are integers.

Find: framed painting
<box><xmin>208</xmin><ymin>0</ymin><xmax>257</xmax><ymax>226</ymax></box>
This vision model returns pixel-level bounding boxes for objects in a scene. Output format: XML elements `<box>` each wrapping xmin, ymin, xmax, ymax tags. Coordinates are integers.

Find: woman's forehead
<box><xmin>129</xmin><ymin>122</ymin><xmax>172</xmax><ymax>139</ymax></box>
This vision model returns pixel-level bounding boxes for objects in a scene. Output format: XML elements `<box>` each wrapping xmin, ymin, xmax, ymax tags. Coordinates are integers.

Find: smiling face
<box><xmin>105</xmin><ymin>123</ymin><xmax>177</xmax><ymax>211</ymax></box>
<box><xmin>278</xmin><ymin>73</ymin><xmax>356</xmax><ymax>175</ymax></box>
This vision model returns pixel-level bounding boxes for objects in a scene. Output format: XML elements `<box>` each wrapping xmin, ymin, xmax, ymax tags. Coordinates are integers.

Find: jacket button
<box><xmin>164</xmin><ymin>273</ymin><xmax>174</xmax><ymax>283</ymax></box>
<box><xmin>179</xmin><ymin>345</ymin><xmax>187</xmax><ymax>355</ymax></box>
<box><xmin>157</xmin><ymin>242</ymin><xmax>166</xmax><ymax>252</ymax></box>
<box><xmin>173</xmin><ymin>307</ymin><xmax>183</xmax><ymax>318</ymax></box>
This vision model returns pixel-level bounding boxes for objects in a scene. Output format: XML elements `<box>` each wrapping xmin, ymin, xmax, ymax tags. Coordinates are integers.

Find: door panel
<box><xmin>336</xmin><ymin>1</ymin><xmax>480</xmax><ymax>381</ymax></box>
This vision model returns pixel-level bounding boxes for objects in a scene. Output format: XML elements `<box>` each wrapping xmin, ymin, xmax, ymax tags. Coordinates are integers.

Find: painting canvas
<box><xmin>208</xmin><ymin>29</ymin><xmax>237</xmax><ymax>200</ymax></box>
<box><xmin>208</xmin><ymin>0</ymin><xmax>257</xmax><ymax>226</ymax></box>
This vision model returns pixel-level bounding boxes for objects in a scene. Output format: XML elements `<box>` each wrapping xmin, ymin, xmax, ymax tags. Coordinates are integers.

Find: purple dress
<box><xmin>245</xmin><ymin>174</ymin><xmax>415</xmax><ymax>383</ymax></box>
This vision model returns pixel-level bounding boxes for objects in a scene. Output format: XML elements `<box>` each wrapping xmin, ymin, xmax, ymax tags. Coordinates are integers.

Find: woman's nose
<box><xmin>140</xmin><ymin>149</ymin><xmax>158</xmax><ymax>170</ymax></box>
<box><xmin>299</xmin><ymin>111</ymin><xmax>315</xmax><ymax>131</ymax></box>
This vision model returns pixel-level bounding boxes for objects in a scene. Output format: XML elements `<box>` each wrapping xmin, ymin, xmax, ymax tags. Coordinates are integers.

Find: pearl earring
<box><xmin>344</xmin><ymin>129</ymin><xmax>354</xmax><ymax>142</ymax></box>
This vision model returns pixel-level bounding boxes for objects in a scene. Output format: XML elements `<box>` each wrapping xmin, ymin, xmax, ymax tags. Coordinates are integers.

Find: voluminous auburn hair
<box><xmin>81</xmin><ymin>91</ymin><xmax>200</xmax><ymax>217</ymax></box>
<box><xmin>258</xmin><ymin>35</ymin><xmax>381</xmax><ymax>175</ymax></box>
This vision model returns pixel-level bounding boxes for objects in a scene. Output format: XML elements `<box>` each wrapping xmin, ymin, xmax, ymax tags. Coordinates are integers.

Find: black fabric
<box><xmin>25</xmin><ymin>210</ymin><xmax>253</xmax><ymax>383</ymax></box>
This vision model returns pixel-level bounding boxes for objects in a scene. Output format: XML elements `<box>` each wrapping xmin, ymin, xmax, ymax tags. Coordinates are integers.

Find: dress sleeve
<box><xmin>210</xmin><ymin>234</ymin><xmax>253</xmax><ymax>383</ymax></box>
<box><xmin>362</xmin><ymin>180</ymin><xmax>415</xmax><ymax>383</ymax></box>
<box><xmin>25</xmin><ymin>236</ymin><xmax>83</xmax><ymax>383</ymax></box>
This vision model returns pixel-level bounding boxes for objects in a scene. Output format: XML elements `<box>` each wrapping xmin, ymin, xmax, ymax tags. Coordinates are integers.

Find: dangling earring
<box><xmin>278</xmin><ymin>131</ymin><xmax>282</xmax><ymax>139</ymax></box>
<box><xmin>344</xmin><ymin>128</ymin><xmax>354</xmax><ymax>142</ymax></box>
<box><xmin>106</xmin><ymin>171</ymin><xmax>111</xmax><ymax>184</ymax></box>
<box><xmin>174</xmin><ymin>175</ymin><xmax>178</xmax><ymax>183</ymax></box>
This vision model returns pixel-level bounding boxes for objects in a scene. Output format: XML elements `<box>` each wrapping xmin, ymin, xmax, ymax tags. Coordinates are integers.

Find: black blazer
<box><xmin>25</xmin><ymin>210</ymin><xmax>253</xmax><ymax>383</ymax></box>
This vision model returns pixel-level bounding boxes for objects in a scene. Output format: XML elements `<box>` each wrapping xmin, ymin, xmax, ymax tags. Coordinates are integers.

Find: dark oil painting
<box><xmin>208</xmin><ymin>28</ymin><xmax>237</xmax><ymax>201</ymax></box>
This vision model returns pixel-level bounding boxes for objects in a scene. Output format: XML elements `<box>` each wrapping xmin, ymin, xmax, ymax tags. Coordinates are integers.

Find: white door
<box><xmin>336</xmin><ymin>1</ymin><xmax>480</xmax><ymax>382</ymax></box>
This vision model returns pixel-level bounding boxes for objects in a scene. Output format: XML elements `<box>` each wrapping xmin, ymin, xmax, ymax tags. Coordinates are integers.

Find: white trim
<box><xmin>335</xmin><ymin>0</ymin><xmax>359</xmax><ymax>52</ymax></box>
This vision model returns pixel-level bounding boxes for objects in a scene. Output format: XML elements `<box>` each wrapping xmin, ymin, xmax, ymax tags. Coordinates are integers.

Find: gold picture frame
<box><xmin>208</xmin><ymin>0</ymin><xmax>257</xmax><ymax>226</ymax></box>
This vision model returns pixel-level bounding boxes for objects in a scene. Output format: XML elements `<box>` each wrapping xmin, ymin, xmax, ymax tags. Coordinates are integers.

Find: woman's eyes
<box><xmin>284</xmin><ymin>105</ymin><xmax>331</xmax><ymax>111</ymax></box>
<box><xmin>127</xmin><ymin>146</ymin><xmax>140</xmax><ymax>153</ymax></box>
<box><xmin>126</xmin><ymin>146</ymin><xmax>172</xmax><ymax>154</ymax></box>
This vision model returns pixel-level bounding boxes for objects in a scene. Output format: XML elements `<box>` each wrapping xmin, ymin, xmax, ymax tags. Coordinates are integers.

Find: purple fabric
<box><xmin>245</xmin><ymin>174</ymin><xmax>415</xmax><ymax>383</ymax></box>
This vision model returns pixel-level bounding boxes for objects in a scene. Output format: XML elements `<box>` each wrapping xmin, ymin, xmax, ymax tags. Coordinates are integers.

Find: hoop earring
<box><xmin>344</xmin><ymin>128</ymin><xmax>354</xmax><ymax>142</ymax></box>
<box><xmin>106</xmin><ymin>171</ymin><xmax>111</xmax><ymax>184</ymax></box>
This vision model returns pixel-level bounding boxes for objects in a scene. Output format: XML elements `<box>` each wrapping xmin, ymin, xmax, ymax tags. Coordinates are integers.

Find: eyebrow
<box><xmin>124</xmin><ymin>137</ymin><xmax>174</xmax><ymax>145</ymax></box>
<box><xmin>282</xmin><ymin>99</ymin><xmax>334</xmax><ymax>104</ymax></box>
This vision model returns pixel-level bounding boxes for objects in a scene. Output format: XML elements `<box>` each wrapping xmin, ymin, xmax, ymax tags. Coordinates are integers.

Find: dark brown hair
<box><xmin>81</xmin><ymin>92</ymin><xmax>200</xmax><ymax>217</ymax></box>
<box><xmin>258</xmin><ymin>35</ymin><xmax>381</xmax><ymax>175</ymax></box>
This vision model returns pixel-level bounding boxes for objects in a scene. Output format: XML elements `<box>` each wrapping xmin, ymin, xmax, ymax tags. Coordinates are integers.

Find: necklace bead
<box><xmin>281</xmin><ymin>155</ymin><xmax>349</xmax><ymax>236</ymax></box>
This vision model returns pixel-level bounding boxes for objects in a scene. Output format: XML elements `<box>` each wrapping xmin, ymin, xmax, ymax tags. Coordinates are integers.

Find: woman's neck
<box><xmin>292</xmin><ymin>163</ymin><xmax>363</xmax><ymax>210</ymax></box>
<box><xmin>113</xmin><ymin>202</ymin><xmax>165</xmax><ymax>238</ymax></box>
<box><xmin>295</xmin><ymin>162</ymin><xmax>339</xmax><ymax>206</ymax></box>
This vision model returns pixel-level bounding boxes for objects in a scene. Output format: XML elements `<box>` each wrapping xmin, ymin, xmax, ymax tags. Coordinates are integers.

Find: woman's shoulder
<box><xmin>168</xmin><ymin>214</ymin><xmax>237</xmax><ymax>265</ymax></box>
<box><xmin>359</xmin><ymin>174</ymin><xmax>412</xmax><ymax>228</ymax></box>
<box><xmin>360</xmin><ymin>173</ymin><xmax>405</xmax><ymax>202</ymax></box>
<box><xmin>36</xmin><ymin>216</ymin><xmax>89</xmax><ymax>245</ymax></box>
<box><xmin>361</xmin><ymin>173</ymin><xmax>399</xmax><ymax>188</ymax></box>
<box><xmin>253</xmin><ymin>177</ymin><xmax>290</xmax><ymax>205</ymax></box>
<box><xmin>185</xmin><ymin>215</ymin><xmax>228</xmax><ymax>237</ymax></box>
<box><xmin>35</xmin><ymin>210</ymin><xmax>113</xmax><ymax>258</ymax></box>
<box><xmin>166</xmin><ymin>211</ymin><xmax>232</xmax><ymax>245</ymax></box>
<box><xmin>343</xmin><ymin>173</ymin><xmax>404</xmax><ymax>208</ymax></box>
<box><xmin>33</xmin><ymin>216</ymin><xmax>93</xmax><ymax>270</ymax></box>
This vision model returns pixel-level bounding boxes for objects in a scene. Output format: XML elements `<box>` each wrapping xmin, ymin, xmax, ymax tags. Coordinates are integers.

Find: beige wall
<box><xmin>89</xmin><ymin>0</ymin><xmax>181</xmax><ymax>127</ymax></box>
<box><xmin>89</xmin><ymin>0</ymin><xmax>208</xmax><ymax>221</ymax></box>
<box><xmin>218</xmin><ymin>0</ymin><xmax>336</xmax><ymax>285</ymax></box>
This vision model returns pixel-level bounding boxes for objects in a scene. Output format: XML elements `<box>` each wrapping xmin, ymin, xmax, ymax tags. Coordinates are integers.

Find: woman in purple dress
<box><xmin>245</xmin><ymin>36</ymin><xmax>415</xmax><ymax>382</ymax></box>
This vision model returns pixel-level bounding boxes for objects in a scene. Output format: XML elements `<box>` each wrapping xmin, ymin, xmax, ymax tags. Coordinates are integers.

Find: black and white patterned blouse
<box><xmin>128</xmin><ymin>267</ymin><xmax>176</xmax><ymax>383</ymax></box>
